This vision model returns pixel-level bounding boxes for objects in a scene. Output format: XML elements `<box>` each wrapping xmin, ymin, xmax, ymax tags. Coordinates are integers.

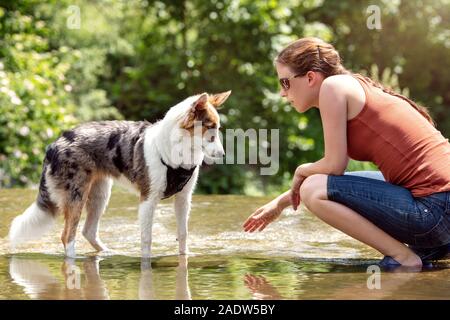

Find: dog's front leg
<box><xmin>174</xmin><ymin>168</ymin><xmax>198</xmax><ymax>255</ymax></box>
<box><xmin>174</xmin><ymin>193</ymin><xmax>191</xmax><ymax>255</ymax></box>
<box><xmin>139</xmin><ymin>199</ymin><xmax>157</xmax><ymax>258</ymax></box>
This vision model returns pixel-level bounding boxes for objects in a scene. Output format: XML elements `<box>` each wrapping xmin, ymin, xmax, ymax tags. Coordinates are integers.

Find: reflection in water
<box><xmin>139</xmin><ymin>255</ymin><xmax>191</xmax><ymax>300</ymax></box>
<box><xmin>244</xmin><ymin>274</ymin><xmax>282</xmax><ymax>300</ymax></box>
<box><xmin>243</xmin><ymin>267</ymin><xmax>435</xmax><ymax>300</ymax></box>
<box><xmin>9</xmin><ymin>256</ymin><xmax>61</xmax><ymax>300</ymax></box>
<box><xmin>5</xmin><ymin>254</ymin><xmax>450</xmax><ymax>300</ymax></box>
<box><xmin>9</xmin><ymin>255</ymin><xmax>191</xmax><ymax>300</ymax></box>
<box><xmin>2</xmin><ymin>192</ymin><xmax>450</xmax><ymax>299</ymax></box>
<box><xmin>80</xmin><ymin>257</ymin><xmax>110</xmax><ymax>299</ymax></box>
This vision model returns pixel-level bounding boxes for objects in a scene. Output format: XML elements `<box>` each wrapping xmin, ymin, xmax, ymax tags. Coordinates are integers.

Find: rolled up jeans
<box><xmin>326</xmin><ymin>171</ymin><xmax>450</xmax><ymax>248</ymax></box>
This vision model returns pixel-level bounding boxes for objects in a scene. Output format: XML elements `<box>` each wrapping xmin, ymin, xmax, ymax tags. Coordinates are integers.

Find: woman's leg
<box><xmin>299</xmin><ymin>173</ymin><xmax>422</xmax><ymax>267</ymax></box>
<box><xmin>345</xmin><ymin>172</ymin><xmax>450</xmax><ymax>260</ymax></box>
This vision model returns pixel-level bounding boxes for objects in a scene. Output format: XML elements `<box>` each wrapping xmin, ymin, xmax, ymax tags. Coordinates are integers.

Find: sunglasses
<box><xmin>279</xmin><ymin>73</ymin><xmax>303</xmax><ymax>91</ymax></box>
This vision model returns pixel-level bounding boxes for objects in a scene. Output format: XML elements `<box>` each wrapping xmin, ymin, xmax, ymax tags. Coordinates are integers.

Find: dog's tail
<box><xmin>9</xmin><ymin>164</ymin><xmax>57</xmax><ymax>248</ymax></box>
<box><xmin>9</xmin><ymin>202</ymin><xmax>56</xmax><ymax>247</ymax></box>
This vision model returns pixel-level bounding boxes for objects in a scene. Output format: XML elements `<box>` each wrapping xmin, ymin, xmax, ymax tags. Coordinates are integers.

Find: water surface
<box><xmin>1</xmin><ymin>188</ymin><xmax>449</xmax><ymax>299</ymax></box>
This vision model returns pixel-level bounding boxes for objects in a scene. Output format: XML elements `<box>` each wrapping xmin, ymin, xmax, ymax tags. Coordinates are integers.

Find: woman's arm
<box><xmin>290</xmin><ymin>77</ymin><xmax>350</xmax><ymax>206</ymax></box>
<box><xmin>243</xmin><ymin>189</ymin><xmax>295</xmax><ymax>232</ymax></box>
<box><xmin>244</xmin><ymin>76</ymin><xmax>353</xmax><ymax>232</ymax></box>
<box><xmin>275</xmin><ymin>189</ymin><xmax>294</xmax><ymax>211</ymax></box>
<box><xmin>296</xmin><ymin>76</ymin><xmax>351</xmax><ymax>177</ymax></box>
<box><xmin>296</xmin><ymin>156</ymin><xmax>349</xmax><ymax>177</ymax></box>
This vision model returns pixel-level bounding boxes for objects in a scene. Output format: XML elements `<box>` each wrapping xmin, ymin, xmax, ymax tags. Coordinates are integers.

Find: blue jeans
<box><xmin>327</xmin><ymin>171</ymin><xmax>450</xmax><ymax>248</ymax></box>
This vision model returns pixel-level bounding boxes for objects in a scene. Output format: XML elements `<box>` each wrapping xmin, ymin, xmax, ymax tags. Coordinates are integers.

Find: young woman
<box><xmin>243</xmin><ymin>37</ymin><xmax>450</xmax><ymax>268</ymax></box>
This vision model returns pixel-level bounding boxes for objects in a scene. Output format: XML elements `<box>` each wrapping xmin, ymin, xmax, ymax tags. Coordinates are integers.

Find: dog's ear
<box><xmin>191</xmin><ymin>92</ymin><xmax>209</xmax><ymax>112</ymax></box>
<box><xmin>209</xmin><ymin>90</ymin><xmax>232</xmax><ymax>109</ymax></box>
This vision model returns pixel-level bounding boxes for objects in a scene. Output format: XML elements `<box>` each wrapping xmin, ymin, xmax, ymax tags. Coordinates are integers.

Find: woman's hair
<box><xmin>275</xmin><ymin>37</ymin><xmax>435</xmax><ymax>126</ymax></box>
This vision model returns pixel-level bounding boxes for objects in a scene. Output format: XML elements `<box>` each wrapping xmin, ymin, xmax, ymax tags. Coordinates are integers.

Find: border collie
<box><xmin>9</xmin><ymin>91</ymin><xmax>231</xmax><ymax>258</ymax></box>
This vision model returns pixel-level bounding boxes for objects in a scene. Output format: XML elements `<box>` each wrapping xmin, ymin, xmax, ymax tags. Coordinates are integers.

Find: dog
<box><xmin>9</xmin><ymin>91</ymin><xmax>230</xmax><ymax>258</ymax></box>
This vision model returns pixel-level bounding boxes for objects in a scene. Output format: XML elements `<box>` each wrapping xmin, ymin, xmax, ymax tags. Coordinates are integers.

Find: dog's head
<box><xmin>165</xmin><ymin>91</ymin><xmax>231</xmax><ymax>166</ymax></box>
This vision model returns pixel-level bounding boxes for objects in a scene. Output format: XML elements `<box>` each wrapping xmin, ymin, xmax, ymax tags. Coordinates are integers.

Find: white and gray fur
<box><xmin>9</xmin><ymin>92</ymin><xmax>230</xmax><ymax>258</ymax></box>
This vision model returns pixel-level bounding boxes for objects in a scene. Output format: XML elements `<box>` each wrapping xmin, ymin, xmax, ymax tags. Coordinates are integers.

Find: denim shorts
<box><xmin>327</xmin><ymin>171</ymin><xmax>450</xmax><ymax>248</ymax></box>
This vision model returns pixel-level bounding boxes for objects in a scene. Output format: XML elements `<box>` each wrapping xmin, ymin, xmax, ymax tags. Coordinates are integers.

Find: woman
<box><xmin>243</xmin><ymin>37</ymin><xmax>450</xmax><ymax>268</ymax></box>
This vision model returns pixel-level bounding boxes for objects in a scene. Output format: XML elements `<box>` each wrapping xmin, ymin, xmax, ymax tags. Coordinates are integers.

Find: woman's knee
<box><xmin>299</xmin><ymin>174</ymin><xmax>328</xmax><ymax>208</ymax></box>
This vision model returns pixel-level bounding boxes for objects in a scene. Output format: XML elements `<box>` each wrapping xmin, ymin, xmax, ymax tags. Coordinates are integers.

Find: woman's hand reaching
<box><xmin>243</xmin><ymin>199</ymin><xmax>282</xmax><ymax>233</ymax></box>
<box><xmin>243</xmin><ymin>179</ymin><xmax>304</xmax><ymax>233</ymax></box>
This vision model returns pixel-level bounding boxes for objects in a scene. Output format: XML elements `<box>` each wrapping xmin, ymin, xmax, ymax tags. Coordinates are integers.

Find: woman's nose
<box><xmin>279</xmin><ymin>88</ymin><xmax>287</xmax><ymax>97</ymax></box>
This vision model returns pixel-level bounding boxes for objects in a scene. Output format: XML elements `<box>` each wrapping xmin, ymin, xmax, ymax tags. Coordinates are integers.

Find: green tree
<box><xmin>0</xmin><ymin>0</ymin><xmax>448</xmax><ymax>194</ymax></box>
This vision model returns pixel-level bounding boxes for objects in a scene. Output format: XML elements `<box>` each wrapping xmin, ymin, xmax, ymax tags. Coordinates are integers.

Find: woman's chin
<box><xmin>295</xmin><ymin>104</ymin><xmax>314</xmax><ymax>113</ymax></box>
<box><xmin>293</xmin><ymin>104</ymin><xmax>305</xmax><ymax>113</ymax></box>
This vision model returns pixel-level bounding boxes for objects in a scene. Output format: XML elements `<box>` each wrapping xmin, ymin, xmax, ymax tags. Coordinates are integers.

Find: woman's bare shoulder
<box><xmin>321</xmin><ymin>74</ymin><xmax>366</xmax><ymax>120</ymax></box>
<box><xmin>322</xmin><ymin>74</ymin><xmax>360</xmax><ymax>91</ymax></box>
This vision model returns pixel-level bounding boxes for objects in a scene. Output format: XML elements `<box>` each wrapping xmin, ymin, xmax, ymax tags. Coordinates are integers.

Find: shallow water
<box><xmin>1</xmin><ymin>188</ymin><xmax>449</xmax><ymax>300</ymax></box>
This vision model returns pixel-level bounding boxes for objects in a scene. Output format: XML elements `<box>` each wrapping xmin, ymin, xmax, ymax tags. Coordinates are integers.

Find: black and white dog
<box><xmin>9</xmin><ymin>91</ymin><xmax>230</xmax><ymax>258</ymax></box>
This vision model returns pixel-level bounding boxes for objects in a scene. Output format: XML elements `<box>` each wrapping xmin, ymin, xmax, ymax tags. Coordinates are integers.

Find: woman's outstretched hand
<box><xmin>243</xmin><ymin>199</ymin><xmax>282</xmax><ymax>233</ymax></box>
<box><xmin>290</xmin><ymin>166</ymin><xmax>307</xmax><ymax>211</ymax></box>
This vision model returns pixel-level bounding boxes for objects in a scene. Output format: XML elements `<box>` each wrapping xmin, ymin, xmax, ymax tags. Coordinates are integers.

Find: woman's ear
<box><xmin>208</xmin><ymin>90</ymin><xmax>232</xmax><ymax>109</ymax></box>
<box><xmin>307</xmin><ymin>71</ymin><xmax>315</xmax><ymax>84</ymax></box>
<box><xmin>307</xmin><ymin>71</ymin><xmax>323</xmax><ymax>86</ymax></box>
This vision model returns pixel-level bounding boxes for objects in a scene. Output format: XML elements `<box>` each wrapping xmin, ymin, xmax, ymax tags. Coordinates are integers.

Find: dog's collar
<box><xmin>160</xmin><ymin>158</ymin><xmax>197</xmax><ymax>199</ymax></box>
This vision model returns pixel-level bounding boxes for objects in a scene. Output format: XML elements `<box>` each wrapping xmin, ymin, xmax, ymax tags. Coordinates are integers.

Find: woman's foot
<box><xmin>379</xmin><ymin>250</ymin><xmax>423</xmax><ymax>268</ymax></box>
<box><xmin>378</xmin><ymin>256</ymin><xmax>401</xmax><ymax>268</ymax></box>
<box><xmin>393</xmin><ymin>252</ymin><xmax>423</xmax><ymax>267</ymax></box>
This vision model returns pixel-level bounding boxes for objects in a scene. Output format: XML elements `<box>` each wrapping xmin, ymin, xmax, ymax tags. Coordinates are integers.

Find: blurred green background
<box><xmin>0</xmin><ymin>0</ymin><xmax>449</xmax><ymax>195</ymax></box>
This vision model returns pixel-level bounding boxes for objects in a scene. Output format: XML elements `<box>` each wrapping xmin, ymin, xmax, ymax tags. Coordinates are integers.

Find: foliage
<box><xmin>0</xmin><ymin>0</ymin><xmax>448</xmax><ymax>193</ymax></box>
<box><xmin>0</xmin><ymin>0</ymin><xmax>122</xmax><ymax>187</ymax></box>
<box><xmin>0</xmin><ymin>4</ymin><xmax>77</xmax><ymax>186</ymax></box>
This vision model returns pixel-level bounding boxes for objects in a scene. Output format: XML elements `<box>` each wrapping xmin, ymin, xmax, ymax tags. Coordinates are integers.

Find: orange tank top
<box><xmin>347</xmin><ymin>74</ymin><xmax>450</xmax><ymax>197</ymax></box>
